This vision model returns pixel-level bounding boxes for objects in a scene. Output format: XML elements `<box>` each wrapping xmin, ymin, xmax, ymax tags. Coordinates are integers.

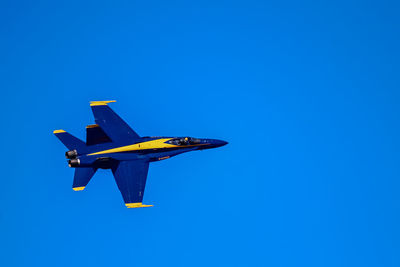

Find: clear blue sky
<box><xmin>1</xmin><ymin>1</ymin><xmax>400</xmax><ymax>266</ymax></box>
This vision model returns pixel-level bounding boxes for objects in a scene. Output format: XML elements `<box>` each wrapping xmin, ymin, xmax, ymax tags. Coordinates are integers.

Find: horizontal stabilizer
<box><xmin>53</xmin><ymin>130</ymin><xmax>87</xmax><ymax>153</ymax></box>
<box><xmin>73</xmin><ymin>167</ymin><xmax>97</xmax><ymax>191</ymax></box>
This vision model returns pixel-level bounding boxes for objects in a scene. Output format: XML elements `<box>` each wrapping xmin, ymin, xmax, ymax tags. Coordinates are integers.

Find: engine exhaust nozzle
<box><xmin>65</xmin><ymin>149</ymin><xmax>78</xmax><ymax>159</ymax></box>
<box><xmin>68</xmin><ymin>158</ymin><xmax>80</xmax><ymax>167</ymax></box>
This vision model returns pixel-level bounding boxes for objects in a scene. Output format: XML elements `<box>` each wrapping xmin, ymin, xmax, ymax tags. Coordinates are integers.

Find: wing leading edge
<box><xmin>111</xmin><ymin>160</ymin><xmax>153</xmax><ymax>208</ymax></box>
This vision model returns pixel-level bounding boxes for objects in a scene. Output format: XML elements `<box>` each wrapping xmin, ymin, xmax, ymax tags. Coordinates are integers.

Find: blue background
<box><xmin>1</xmin><ymin>1</ymin><xmax>400</xmax><ymax>266</ymax></box>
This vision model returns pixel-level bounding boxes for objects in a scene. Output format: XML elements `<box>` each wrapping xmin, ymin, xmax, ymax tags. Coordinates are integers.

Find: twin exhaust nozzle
<box><xmin>66</xmin><ymin>150</ymin><xmax>80</xmax><ymax>167</ymax></box>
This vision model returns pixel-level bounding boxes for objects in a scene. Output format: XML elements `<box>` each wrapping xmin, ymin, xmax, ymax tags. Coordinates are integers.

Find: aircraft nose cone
<box><xmin>214</xmin><ymin>139</ymin><xmax>228</xmax><ymax>147</ymax></box>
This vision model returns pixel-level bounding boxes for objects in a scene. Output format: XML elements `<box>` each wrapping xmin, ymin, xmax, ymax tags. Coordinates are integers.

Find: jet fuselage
<box><xmin>68</xmin><ymin>137</ymin><xmax>228</xmax><ymax>169</ymax></box>
<box><xmin>54</xmin><ymin>100</ymin><xmax>228</xmax><ymax>207</ymax></box>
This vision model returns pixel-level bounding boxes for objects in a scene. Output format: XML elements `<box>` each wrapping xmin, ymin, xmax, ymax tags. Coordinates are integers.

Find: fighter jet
<box><xmin>54</xmin><ymin>100</ymin><xmax>228</xmax><ymax>208</ymax></box>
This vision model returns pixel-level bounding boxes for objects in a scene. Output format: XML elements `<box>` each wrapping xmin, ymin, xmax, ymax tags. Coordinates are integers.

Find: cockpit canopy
<box><xmin>166</xmin><ymin>137</ymin><xmax>201</xmax><ymax>146</ymax></box>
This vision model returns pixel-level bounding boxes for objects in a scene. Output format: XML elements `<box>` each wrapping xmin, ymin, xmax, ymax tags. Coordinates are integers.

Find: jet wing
<box><xmin>90</xmin><ymin>100</ymin><xmax>141</xmax><ymax>144</ymax></box>
<box><xmin>111</xmin><ymin>159</ymin><xmax>153</xmax><ymax>208</ymax></box>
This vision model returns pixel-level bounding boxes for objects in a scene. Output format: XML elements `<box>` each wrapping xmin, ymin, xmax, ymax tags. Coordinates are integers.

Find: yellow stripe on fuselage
<box><xmin>88</xmin><ymin>138</ymin><xmax>176</xmax><ymax>156</ymax></box>
<box><xmin>88</xmin><ymin>138</ymin><xmax>209</xmax><ymax>156</ymax></box>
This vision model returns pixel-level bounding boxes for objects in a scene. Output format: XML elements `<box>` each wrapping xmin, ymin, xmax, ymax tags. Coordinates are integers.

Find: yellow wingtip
<box><xmin>73</xmin><ymin>187</ymin><xmax>85</xmax><ymax>191</ymax></box>
<box><xmin>90</xmin><ymin>100</ymin><xmax>116</xmax><ymax>106</ymax></box>
<box><xmin>125</xmin><ymin>202</ymin><xmax>154</xmax><ymax>208</ymax></box>
<box><xmin>53</xmin><ymin>129</ymin><xmax>66</xmax><ymax>134</ymax></box>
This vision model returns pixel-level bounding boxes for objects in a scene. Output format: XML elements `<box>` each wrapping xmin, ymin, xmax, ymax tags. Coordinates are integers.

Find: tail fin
<box><xmin>73</xmin><ymin>167</ymin><xmax>97</xmax><ymax>191</ymax></box>
<box><xmin>53</xmin><ymin>129</ymin><xmax>87</xmax><ymax>153</ymax></box>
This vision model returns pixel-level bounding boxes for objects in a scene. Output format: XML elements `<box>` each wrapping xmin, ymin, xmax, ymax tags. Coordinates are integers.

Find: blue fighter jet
<box><xmin>54</xmin><ymin>100</ymin><xmax>228</xmax><ymax>208</ymax></box>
